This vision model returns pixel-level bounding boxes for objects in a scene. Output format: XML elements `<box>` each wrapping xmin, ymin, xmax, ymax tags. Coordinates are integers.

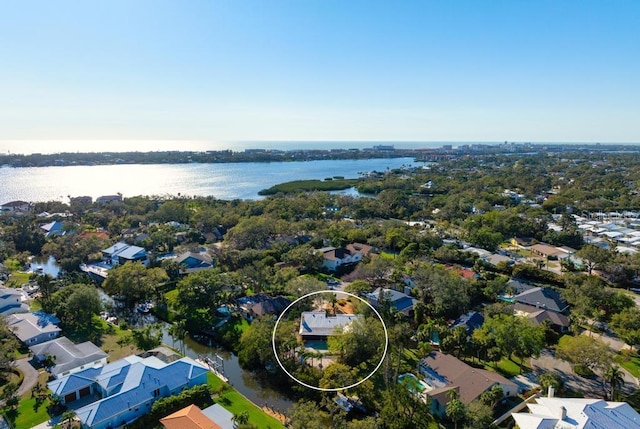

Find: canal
<box><xmin>159</xmin><ymin>324</ymin><xmax>295</xmax><ymax>412</ymax></box>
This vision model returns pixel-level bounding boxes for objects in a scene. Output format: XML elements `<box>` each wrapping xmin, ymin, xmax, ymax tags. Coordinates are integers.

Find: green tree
<box><xmin>175</xmin><ymin>269</ymin><xmax>229</xmax><ymax>328</ymax></box>
<box><xmin>103</xmin><ymin>262</ymin><xmax>168</xmax><ymax>306</ymax></box>
<box><xmin>610</xmin><ymin>307</ymin><xmax>640</xmax><ymax>350</ymax></box>
<box><xmin>62</xmin><ymin>284</ymin><xmax>102</xmax><ymax>328</ymax></box>
<box><xmin>556</xmin><ymin>335</ymin><xmax>612</xmax><ymax>375</ymax></box>
<box><xmin>131</xmin><ymin>324</ymin><xmax>163</xmax><ymax>350</ymax></box>
<box><xmin>446</xmin><ymin>390</ymin><xmax>467</xmax><ymax>429</ymax></box>
<box><xmin>284</xmin><ymin>276</ymin><xmax>325</xmax><ymax>298</ymax></box>
<box><xmin>232</xmin><ymin>410</ymin><xmax>250</xmax><ymax>426</ymax></box>
<box><xmin>575</xmin><ymin>244</ymin><xmax>611</xmax><ymax>275</ymax></box>
<box><xmin>538</xmin><ymin>372</ymin><xmax>563</xmax><ymax>394</ymax></box>
<box><xmin>238</xmin><ymin>318</ymin><xmax>276</xmax><ymax>369</ymax></box>
<box><xmin>289</xmin><ymin>401</ymin><xmax>328</xmax><ymax>429</ymax></box>
<box><xmin>0</xmin><ymin>318</ymin><xmax>19</xmax><ymax>373</ymax></box>
<box><xmin>604</xmin><ymin>364</ymin><xmax>625</xmax><ymax>401</ymax></box>
<box><xmin>466</xmin><ymin>400</ymin><xmax>494</xmax><ymax>429</ymax></box>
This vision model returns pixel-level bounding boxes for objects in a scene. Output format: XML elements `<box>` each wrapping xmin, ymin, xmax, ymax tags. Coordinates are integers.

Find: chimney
<box><xmin>558</xmin><ymin>405</ymin><xmax>567</xmax><ymax>420</ymax></box>
<box><xmin>548</xmin><ymin>385</ymin><xmax>555</xmax><ymax>398</ymax></box>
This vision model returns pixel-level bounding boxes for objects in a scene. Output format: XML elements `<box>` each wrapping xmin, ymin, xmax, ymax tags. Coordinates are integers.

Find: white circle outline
<box><xmin>272</xmin><ymin>289</ymin><xmax>389</xmax><ymax>392</ymax></box>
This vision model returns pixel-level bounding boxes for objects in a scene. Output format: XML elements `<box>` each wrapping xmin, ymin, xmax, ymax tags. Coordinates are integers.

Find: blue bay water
<box><xmin>0</xmin><ymin>157</ymin><xmax>420</xmax><ymax>203</ymax></box>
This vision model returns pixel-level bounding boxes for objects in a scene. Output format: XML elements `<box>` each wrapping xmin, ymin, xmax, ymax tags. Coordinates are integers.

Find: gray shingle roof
<box><xmin>30</xmin><ymin>337</ymin><xmax>108</xmax><ymax>377</ymax></box>
<box><xmin>514</xmin><ymin>287</ymin><xmax>568</xmax><ymax>313</ymax></box>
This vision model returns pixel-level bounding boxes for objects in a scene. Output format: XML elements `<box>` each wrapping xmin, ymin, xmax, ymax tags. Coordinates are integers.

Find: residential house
<box><xmin>530</xmin><ymin>243</ymin><xmax>564</xmax><ymax>259</ymax></box>
<box><xmin>30</xmin><ymin>336</ymin><xmax>108</xmax><ymax>379</ymax></box>
<box><xmin>6</xmin><ymin>311</ymin><xmax>61</xmax><ymax>345</ymax></box>
<box><xmin>96</xmin><ymin>194</ymin><xmax>122</xmax><ymax>204</ymax></box>
<box><xmin>40</xmin><ymin>220</ymin><xmax>67</xmax><ymax>238</ymax></box>
<box><xmin>512</xmin><ymin>397</ymin><xmax>640</xmax><ymax>429</ymax></box>
<box><xmin>160</xmin><ymin>404</ymin><xmax>235</xmax><ymax>429</ymax></box>
<box><xmin>483</xmin><ymin>253</ymin><xmax>513</xmax><ymax>267</ymax></box>
<box><xmin>175</xmin><ymin>252</ymin><xmax>215</xmax><ymax>274</ymax></box>
<box><xmin>320</xmin><ymin>242</ymin><xmax>373</xmax><ymax>271</ymax></box>
<box><xmin>458</xmin><ymin>268</ymin><xmax>479</xmax><ymax>280</ymax></box>
<box><xmin>70</xmin><ymin>196</ymin><xmax>93</xmax><ymax>205</ymax></box>
<box><xmin>364</xmin><ymin>288</ymin><xmax>417</xmax><ymax>317</ymax></box>
<box><xmin>237</xmin><ymin>293</ymin><xmax>291</xmax><ymax>320</ymax></box>
<box><xmin>418</xmin><ymin>351</ymin><xmax>517</xmax><ymax>417</ymax></box>
<box><xmin>514</xmin><ymin>303</ymin><xmax>570</xmax><ymax>332</ymax></box>
<box><xmin>0</xmin><ymin>287</ymin><xmax>29</xmax><ymax>316</ymax></box>
<box><xmin>511</xmin><ymin>237</ymin><xmax>534</xmax><ymax>248</ymax></box>
<box><xmin>513</xmin><ymin>287</ymin><xmax>569</xmax><ymax>314</ymax></box>
<box><xmin>48</xmin><ymin>354</ymin><xmax>209</xmax><ymax>429</ymax></box>
<box><xmin>450</xmin><ymin>311</ymin><xmax>484</xmax><ymax>334</ymax></box>
<box><xmin>299</xmin><ymin>312</ymin><xmax>361</xmax><ymax>340</ymax></box>
<box><xmin>1</xmin><ymin>200</ymin><xmax>32</xmax><ymax>214</ymax></box>
<box><xmin>102</xmin><ymin>242</ymin><xmax>147</xmax><ymax>265</ymax></box>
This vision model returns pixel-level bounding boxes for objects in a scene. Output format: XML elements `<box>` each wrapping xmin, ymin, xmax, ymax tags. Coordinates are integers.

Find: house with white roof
<box><xmin>5</xmin><ymin>311</ymin><xmax>61</xmax><ymax>345</ymax></box>
<box><xmin>48</xmin><ymin>354</ymin><xmax>209</xmax><ymax>429</ymax></box>
<box><xmin>30</xmin><ymin>337</ymin><xmax>108</xmax><ymax>379</ymax></box>
<box><xmin>299</xmin><ymin>312</ymin><xmax>361</xmax><ymax>340</ymax></box>
<box><xmin>512</xmin><ymin>397</ymin><xmax>640</xmax><ymax>429</ymax></box>
<box><xmin>319</xmin><ymin>243</ymin><xmax>373</xmax><ymax>271</ymax></box>
<box><xmin>0</xmin><ymin>287</ymin><xmax>29</xmax><ymax>316</ymax></box>
<box><xmin>1</xmin><ymin>200</ymin><xmax>32</xmax><ymax>214</ymax></box>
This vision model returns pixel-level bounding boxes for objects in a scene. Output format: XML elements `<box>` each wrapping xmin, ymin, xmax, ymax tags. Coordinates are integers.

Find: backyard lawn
<box><xmin>615</xmin><ymin>351</ymin><xmax>640</xmax><ymax>378</ymax></box>
<box><xmin>5</xmin><ymin>271</ymin><xmax>31</xmax><ymax>288</ymax></box>
<box><xmin>3</xmin><ymin>371</ymin><xmax>53</xmax><ymax>429</ymax></box>
<box><xmin>207</xmin><ymin>373</ymin><xmax>285</xmax><ymax>428</ymax></box>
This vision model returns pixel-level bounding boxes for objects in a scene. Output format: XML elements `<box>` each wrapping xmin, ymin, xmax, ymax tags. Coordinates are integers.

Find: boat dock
<box><xmin>196</xmin><ymin>354</ymin><xmax>229</xmax><ymax>383</ymax></box>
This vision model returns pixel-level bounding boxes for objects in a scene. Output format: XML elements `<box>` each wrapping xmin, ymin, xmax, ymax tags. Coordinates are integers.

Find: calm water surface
<box><xmin>0</xmin><ymin>158</ymin><xmax>419</xmax><ymax>202</ymax></box>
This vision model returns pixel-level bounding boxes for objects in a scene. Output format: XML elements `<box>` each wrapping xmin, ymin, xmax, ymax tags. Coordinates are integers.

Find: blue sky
<box><xmin>1</xmin><ymin>0</ymin><xmax>639</xmax><ymax>145</ymax></box>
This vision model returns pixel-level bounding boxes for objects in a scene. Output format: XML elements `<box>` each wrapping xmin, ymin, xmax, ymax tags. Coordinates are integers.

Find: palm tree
<box><xmin>232</xmin><ymin>410</ymin><xmax>249</xmax><ymax>426</ymax></box>
<box><xmin>604</xmin><ymin>365</ymin><xmax>625</xmax><ymax>401</ymax></box>
<box><xmin>445</xmin><ymin>390</ymin><xmax>466</xmax><ymax>429</ymax></box>
<box><xmin>61</xmin><ymin>410</ymin><xmax>76</xmax><ymax>429</ymax></box>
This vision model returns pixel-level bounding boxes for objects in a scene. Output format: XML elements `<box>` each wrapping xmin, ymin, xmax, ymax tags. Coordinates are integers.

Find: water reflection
<box><xmin>160</xmin><ymin>324</ymin><xmax>294</xmax><ymax>411</ymax></box>
<box><xmin>96</xmin><ymin>291</ymin><xmax>294</xmax><ymax>411</ymax></box>
<box><xmin>29</xmin><ymin>255</ymin><xmax>61</xmax><ymax>278</ymax></box>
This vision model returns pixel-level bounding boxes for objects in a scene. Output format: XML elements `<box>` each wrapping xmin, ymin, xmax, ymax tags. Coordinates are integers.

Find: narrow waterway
<box><xmin>159</xmin><ymin>324</ymin><xmax>295</xmax><ymax>412</ymax></box>
<box><xmin>96</xmin><ymin>288</ymin><xmax>295</xmax><ymax>412</ymax></box>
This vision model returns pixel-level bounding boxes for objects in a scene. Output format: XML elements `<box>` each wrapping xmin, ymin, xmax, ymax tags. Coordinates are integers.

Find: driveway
<box><xmin>530</xmin><ymin>349</ymin><xmax>636</xmax><ymax>398</ymax></box>
<box><xmin>14</xmin><ymin>357</ymin><xmax>39</xmax><ymax>397</ymax></box>
<box><xmin>582</xmin><ymin>330</ymin><xmax>631</xmax><ymax>352</ymax></box>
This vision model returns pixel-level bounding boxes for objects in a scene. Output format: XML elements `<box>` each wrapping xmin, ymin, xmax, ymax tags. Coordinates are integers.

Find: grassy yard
<box><xmin>477</xmin><ymin>356</ymin><xmax>528</xmax><ymax>378</ymax></box>
<box><xmin>615</xmin><ymin>351</ymin><xmax>640</xmax><ymax>378</ymax></box>
<box><xmin>207</xmin><ymin>373</ymin><xmax>285</xmax><ymax>428</ymax></box>
<box><xmin>164</xmin><ymin>289</ymin><xmax>179</xmax><ymax>308</ymax></box>
<box><xmin>100</xmin><ymin>323</ymin><xmax>142</xmax><ymax>361</ymax></box>
<box><xmin>5</xmin><ymin>271</ymin><xmax>31</xmax><ymax>288</ymax></box>
<box><xmin>3</xmin><ymin>372</ymin><xmax>53</xmax><ymax>429</ymax></box>
<box><xmin>10</xmin><ymin>396</ymin><xmax>51</xmax><ymax>429</ymax></box>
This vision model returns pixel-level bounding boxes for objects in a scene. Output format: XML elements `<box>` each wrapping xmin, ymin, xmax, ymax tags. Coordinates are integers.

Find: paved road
<box><xmin>15</xmin><ymin>357</ymin><xmax>39</xmax><ymax>397</ymax></box>
<box><xmin>530</xmin><ymin>349</ymin><xmax>637</xmax><ymax>398</ymax></box>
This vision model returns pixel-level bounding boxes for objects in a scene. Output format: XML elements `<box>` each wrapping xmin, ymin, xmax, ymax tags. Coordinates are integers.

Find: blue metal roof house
<box><xmin>48</xmin><ymin>355</ymin><xmax>209</xmax><ymax>429</ymax></box>
<box><xmin>102</xmin><ymin>242</ymin><xmax>147</xmax><ymax>265</ymax></box>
